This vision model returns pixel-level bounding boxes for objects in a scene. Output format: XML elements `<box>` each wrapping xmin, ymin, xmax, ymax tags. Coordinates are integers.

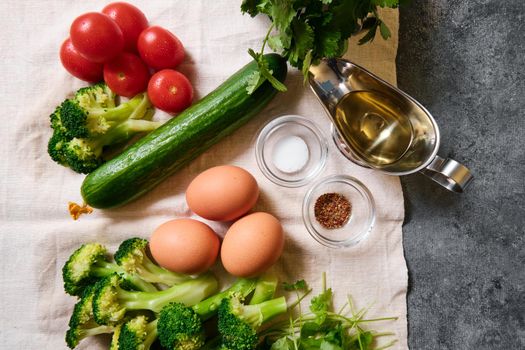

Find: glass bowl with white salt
<box><xmin>255</xmin><ymin>115</ymin><xmax>328</xmax><ymax>187</ymax></box>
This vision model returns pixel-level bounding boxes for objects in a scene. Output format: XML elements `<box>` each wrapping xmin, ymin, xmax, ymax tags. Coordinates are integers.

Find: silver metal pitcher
<box><xmin>308</xmin><ymin>58</ymin><xmax>473</xmax><ymax>192</ymax></box>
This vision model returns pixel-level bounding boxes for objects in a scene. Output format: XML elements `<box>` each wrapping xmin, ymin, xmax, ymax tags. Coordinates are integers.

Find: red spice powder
<box><xmin>314</xmin><ymin>193</ymin><xmax>352</xmax><ymax>229</ymax></box>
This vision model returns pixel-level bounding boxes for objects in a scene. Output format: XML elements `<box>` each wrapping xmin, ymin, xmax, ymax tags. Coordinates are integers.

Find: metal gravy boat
<box><xmin>308</xmin><ymin>58</ymin><xmax>473</xmax><ymax>193</ymax></box>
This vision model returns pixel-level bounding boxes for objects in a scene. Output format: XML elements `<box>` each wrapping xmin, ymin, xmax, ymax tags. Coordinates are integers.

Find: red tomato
<box><xmin>102</xmin><ymin>2</ymin><xmax>148</xmax><ymax>52</ymax></box>
<box><xmin>70</xmin><ymin>12</ymin><xmax>124</xmax><ymax>63</ymax></box>
<box><xmin>147</xmin><ymin>70</ymin><xmax>193</xmax><ymax>114</ymax></box>
<box><xmin>137</xmin><ymin>26</ymin><xmax>185</xmax><ymax>70</ymax></box>
<box><xmin>59</xmin><ymin>38</ymin><xmax>103</xmax><ymax>82</ymax></box>
<box><xmin>103</xmin><ymin>53</ymin><xmax>150</xmax><ymax>97</ymax></box>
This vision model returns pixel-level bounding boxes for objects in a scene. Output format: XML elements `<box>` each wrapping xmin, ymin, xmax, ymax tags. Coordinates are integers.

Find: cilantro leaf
<box><xmin>288</xmin><ymin>18</ymin><xmax>315</xmax><ymax>68</ymax></box>
<box><xmin>358</xmin><ymin>22</ymin><xmax>379</xmax><ymax>45</ymax></box>
<box><xmin>315</xmin><ymin>29</ymin><xmax>341</xmax><ymax>59</ymax></box>
<box><xmin>283</xmin><ymin>279</ymin><xmax>308</xmax><ymax>291</ymax></box>
<box><xmin>267</xmin><ymin>0</ymin><xmax>295</xmax><ymax>31</ymax></box>
<box><xmin>270</xmin><ymin>337</ymin><xmax>293</xmax><ymax>350</ymax></box>
<box><xmin>320</xmin><ymin>340</ymin><xmax>343</xmax><ymax>350</ymax></box>
<box><xmin>380</xmin><ymin>21</ymin><xmax>392</xmax><ymax>40</ymax></box>
<box><xmin>310</xmin><ymin>288</ymin><xmax>333</xmax><ymax>324</ymax></box>
<box><xmin>241</xmin><ymin>0</ymin><xmax>263</xmax><ymax>16</ymax></box>
<box><xmin>242</xmin><ymin>0</ymin><xmax>400</xmax><ymax>92</ymax></box>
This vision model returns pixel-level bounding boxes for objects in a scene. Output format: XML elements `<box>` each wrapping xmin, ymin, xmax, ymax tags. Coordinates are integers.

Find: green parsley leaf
<box><xmin>246</xmin><ymin>70</ymin><xmax>264</xmax><ymax>94</ymax></box>
<box><xmin>270</xmin><ymin>337</ymin><xmax>293</xmax><ymax>350</ymax></box>
<box><xmin>380</xmin><ymin>21</ymin><xmax>392</xmax><ymax>40</ymax></box>
<box><xmin>315</xmin><ymin>29</ymin><xmax>342</xmax><ymax>59</ymax></box>
<box><xmin>283</xmin><ymin>279</ymin><xmax>308</xmax><ymax>291</ymax></box>
<box><xmin>241</xmin><ymin>0</ymin><xmax>262</xmax><ymax>16</ymax></box>
<box><xmin>310</xmin><ymin>288</ymin><xmax>333</xmax><ymax>324</ymax></box>
<box><xmin>320</xmin><ymin>340</ymin><xmax>343</xmax><ymax>350</ymax></box>
<box><xmin>302</xmin><ymin>50</ymin><xmax>313</xmax><ymax>83</ymax></box>
<box><xmin>288</xmin><ymin>19</ymin><xmax>315</xmax><ymax>68</ymax></box>
<box><xmin>242</xmin><ymin>0</ymin><xmax>400</xmax><ymax>92</ymax></box>
<box><xmin>358</xmin><ymin>22</ymin><xmax>379</xmax><ymax>45</ymax></box>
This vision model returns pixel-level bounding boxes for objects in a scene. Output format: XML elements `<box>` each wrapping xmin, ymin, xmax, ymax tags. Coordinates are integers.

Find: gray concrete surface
<box><xmin>396</xmin><ymin>0</ymin><xmax>524</xmax><ymax>349</ymax></box>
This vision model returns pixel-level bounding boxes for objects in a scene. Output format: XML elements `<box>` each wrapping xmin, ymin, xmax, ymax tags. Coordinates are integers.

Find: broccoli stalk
<box><xmin>115</xmin><ymin>238</ymin><xmax>191</xmax><ymax>286</ymax></box>
<box><xmin>93</xmin><ymin>273</ymin><xmax>218</xmax><ymax>325</ymax></box>
<box><xmin>48</xmin><ymin>83</ymin><xmax>162</xmax><ymax>174</ymax></box>
<box><xmin>62</xmin><ymin>243</ymin><xmax>157</xmax><ymax>296</ymax></box>
<box><xmin>116</xmin><ymin>315</ymin><xmax>158</xmax><ymax>350</ymax></box>
<box><xmin>193</xmin><ymin>278</ymin><xmax>258</xmax><ymax>320</ymax></box>
<box><xmin>65</xmin><ymin>286</ymin><xmax>115</xmax><ymax>349</ymax></box>
<box><xmin>249</xmin><ymin>272</ymin><xmax>278</xmax><ymax>305</ymax></box>
<box><xmin>157</xmin><ymin>278</ymin><xmax>257</xmax><ymax>350</ymax></box>
<box><xmin>217</xmin><ymin>296</ymin><xmax>288</xmax><ymax>350</ymax></box>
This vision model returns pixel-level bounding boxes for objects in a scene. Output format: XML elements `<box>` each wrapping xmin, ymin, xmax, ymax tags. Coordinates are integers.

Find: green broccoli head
<box><xmin>115</xmin><ymin>238</ymin><xmax>191</xmax><ymax>286</ymax></box>
<box><xmin>47</xmin><ymin>131</ymin><xmax>69</xmax><ymax>165</ymax></box>
<box><xmin>62</xmin><ymin>243</ymin><xmax>157</xmax><ymax>297</ymax></box>
<box><xmin>92</xmin><ymin>273</ymin><xmax>129</xmax><ymax>325</ymax></box>
<box><xmin>60</xmin><ymin>89</ymin><xmax>143</xmax><ymax>139</ymax></box>
<box><xmin>158</xmin><ymin>302</ymin><xmax>205</xmax><ymax>350</ymax></box>
<box><xmin>62</xmin><ymin>243</ymin><xmax>109</xmax><ymax>296</ymax></box>
<box><xmin>118</xmin><ymin>315</ymin><xmax>158</xmax><ymax>350</ymax></box>
<box><xmin>62</xmin><ymin>83</ymin><xmax>117</xmax><ymax>138</ymax></box>
<box><xmin>75</xmin><ymin>82</ymin><xmax>116</xmax><ymax>111</ymax></box>
<box><xmin>65</xmin><ymin>286</ymin><xmax>114</xmax><ymax>349</ymax></box>
<box><xmin>47</xmin><ymin>83</ymin><xmax>162</xmax><ymax>174</ymax></box>
<box><xmin>50</xmin><ymin>104</ymin><xmax>68</xmax><ymax>135</ymax></box>
<box><xmin>217</xmin><ymin>296</ymin><xmax>288</xmax><ymax>350</ymax></box>
<box><xmin>62</xmin><ymin>137</ymin><xmax>105</xmax><ymax>174</ymax></box>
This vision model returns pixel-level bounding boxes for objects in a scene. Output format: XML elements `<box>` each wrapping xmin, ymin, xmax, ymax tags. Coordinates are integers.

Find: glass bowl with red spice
<box><xmin>302</xmin><ymin>175</ymin><xmax>375</xmax><ymax>248</ymax></box>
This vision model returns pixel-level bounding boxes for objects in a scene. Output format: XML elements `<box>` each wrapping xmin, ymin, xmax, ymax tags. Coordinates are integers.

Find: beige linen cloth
<box><xmin>0</xmin><ymin>1</ymin><xmax>407</xmax><ymax>349</ymax></box>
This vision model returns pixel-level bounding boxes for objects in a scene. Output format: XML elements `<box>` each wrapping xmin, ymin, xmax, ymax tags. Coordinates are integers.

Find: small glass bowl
<box><xmin>302</xmin><ymin>175</ymin><xmax>376</xmax><ymax>248</ymax></box>
<box><xmin>255</xmin><ymin>115</ymin><xmax>328</xmax><ymax>187</ymax></box>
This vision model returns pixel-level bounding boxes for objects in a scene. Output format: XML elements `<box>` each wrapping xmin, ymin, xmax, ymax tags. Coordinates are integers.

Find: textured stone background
<box><xmin>396</xmin><ymin>0</ymin><xmax>524</xmax><ymax>349</ymax></box>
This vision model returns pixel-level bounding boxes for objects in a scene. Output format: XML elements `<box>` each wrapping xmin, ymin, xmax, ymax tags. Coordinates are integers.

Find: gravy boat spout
<box><xmin>308</xmin><ymin>58</ymin><xmax>473</xmax><ymax>193</ymax></box>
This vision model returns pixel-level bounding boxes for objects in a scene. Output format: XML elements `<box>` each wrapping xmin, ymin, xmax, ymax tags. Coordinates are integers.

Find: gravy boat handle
<box><xmin>420</xmin><ymin>155</ymin><xmax>473</xmax><ymax>192</ymax></box>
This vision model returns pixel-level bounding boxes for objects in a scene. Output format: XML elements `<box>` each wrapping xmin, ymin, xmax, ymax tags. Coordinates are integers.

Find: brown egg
<box><xmin>186</xmin><ymin>165</ymin><xmax>259</xmax><ymax>221</ymax></box>
<box><xmin>221</xmin><ymin>212</ymin><xmax>284</xmax><ymax>277</ymax></box>
<box><xmin>150</xmin><ymin>219</ymin><xmax>220</xmax><ymax>274</ymax></box>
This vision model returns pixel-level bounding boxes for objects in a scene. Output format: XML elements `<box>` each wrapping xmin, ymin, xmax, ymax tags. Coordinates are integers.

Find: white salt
<box><xmin>272</xmin><ymin>135</ymin><xmax>309</xmax><ymax>173</ymax></box>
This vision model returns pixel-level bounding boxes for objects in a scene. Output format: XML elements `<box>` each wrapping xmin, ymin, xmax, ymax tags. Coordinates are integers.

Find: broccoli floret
<box><xmin>117</xmin><ymin>315</ymin><xmax>158</xmax><ymax>350</ymax></box>
<box><xmin>75</xmin><ymin>83</ymin><xmax>116</xmax><ymax>111</ymax></box>
<box><xmin>110</xmin><ymin>323</ymin><xmax>123</xmax><ymax>350</ymax></box>
<box><xmin>65</xmin><ymin>286</ymin><xmax>115</xmax><ymax>349</ymax></box>
<box><xmin>157</xmin><ymin>278</ymin><xmax>257</xmax><ymax>350</ymax></box>
<box><xmin>217</xmin><ymin>296</ymin><xmax>287</xmax><ymax>350</ymax></box>
<box><xmin>62</xmin><ymin>243</ymin><xmax>157</xmax><ymax>296</ymax></box>
<box><xmin>92</xmin><ymin>273</ymin><xmax>218</xmax><ymax>325</ymax></box>
<box><xmin>48</xmin><ymin>130</ymin><xmax>69</xmax><ymax>165</ymax></box>
<box><xmin>50</xmin><ymin>104</ymin><xmax>68</xmax><ymax>135</ymax></box>
<box><xmin>48</xmin><ymin>83</ymin><xmax>162</xmax><ymax>174</ymax></box>
<box><xmin>60</xmin><ymin>93</ymin><xmax>143</xmax><ymax>139</ymax></box>
<box><xmin>115</xmin><ymin>238</ymin><xmax>191</xmax><ymax>286</ymax></box>
<box><xmin>158</xmin><ymin>302</ymin><xmax>205</xmax><ymax>350</ymax></box>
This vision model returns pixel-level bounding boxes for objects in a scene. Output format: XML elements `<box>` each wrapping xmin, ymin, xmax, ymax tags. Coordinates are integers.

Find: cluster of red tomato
<box><xmin>60</xmin><ymin>2</ymin><xmax>193</xmax><ymax>114</ymax></box>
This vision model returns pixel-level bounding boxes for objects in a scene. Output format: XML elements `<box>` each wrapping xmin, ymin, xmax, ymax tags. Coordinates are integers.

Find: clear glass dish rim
<box><xmin>302</xmin><ymin>174</ymin><xmax>376</xmax><ymax>248</ymax></box>
<box><xmin>255</xmin><ymin>115</ymin><xmax>328</xmax><ymax>188</ymax></box>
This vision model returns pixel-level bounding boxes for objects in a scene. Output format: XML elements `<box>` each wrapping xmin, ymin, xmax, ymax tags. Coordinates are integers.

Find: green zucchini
<box><xmin>81</xmin><ymin>53</ymin><xmax>287</xmax><ymax>208</ymax></box>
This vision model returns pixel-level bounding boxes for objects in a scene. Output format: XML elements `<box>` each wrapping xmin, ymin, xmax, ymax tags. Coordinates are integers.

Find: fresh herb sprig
<box><xmin>259</xmin><ymin>273</ymin><xmax>398</xmax><ymax>350</ymax></box>
<box><xmin>242</xmin><ymin>0</ymin><xmax>401</xmax><ymax>92</ymax></box>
